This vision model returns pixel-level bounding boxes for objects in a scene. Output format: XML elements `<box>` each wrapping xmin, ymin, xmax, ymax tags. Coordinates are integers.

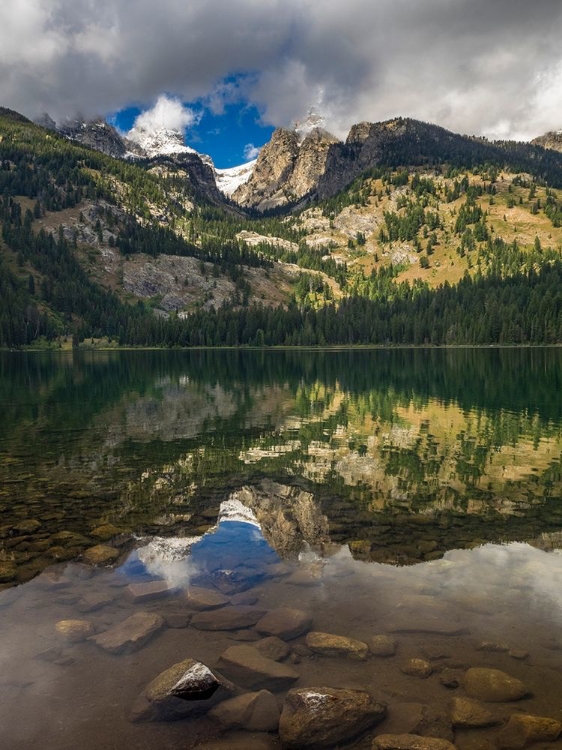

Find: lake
<box><xmin>1</xmin><ymin>348</ymin><xmax>562</xmax><ymax>749</ymax></box>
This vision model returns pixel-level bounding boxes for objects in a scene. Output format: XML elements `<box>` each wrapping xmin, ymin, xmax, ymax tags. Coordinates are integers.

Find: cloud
<box><xmin>243</xmin><ymin>143</ymin><xmax>261</xmax><ymax>160</ymax></box>
<box><xmin>2</xmin><ymin>0</ymin><xmax>562</xmax><ymax>140</ymax></box>
<box><xmin>128</xmin><ymin>95</ymin><xmax>197</xmax><ymax>138</ymax></box>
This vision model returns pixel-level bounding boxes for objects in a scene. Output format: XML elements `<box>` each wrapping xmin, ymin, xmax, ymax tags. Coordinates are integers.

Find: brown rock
<box><xmin>381</xmin><ymin>703</ymin><xmax>453</xmax><ymax>741</ymax></box>
<box><xmin>279</xmin><ymin>686</ymin><xmax>386</xmax><ymax>748</ymax></box>
<box><xmin>83</xmin><ymin>545</ymin><xmax>119</xmax><ymax>565</ymax></box>
<box><xmin>256</xmin><ymin>608</ymin><xmax>312</xmax><ymax>640</ymax></box>
<box><xmin>163</xmin><ymin>611</ymin><xmax>192</xmax><ymax>628</ymax></box>
<box><xmin>496</xmin><ymin>714</ymin><xmax>562</xmax><ymax>749</ymax></box>
<box><xmin>449</xmin><ymin>697</ymin><xmax>498</xmax><ymax>727</ymax></box>
<box><xmin>463</xmin><ymin>668</ymin><xmax>527</xmax><ymax>703</ymax></box>
<box><xmin>130</xmin><ymin>658</ymin><xmax>234</xmax><ymax>722</ymax></box>
<box><xmin>401</xmin><ymin>659</ymin><xmax>433</xmax><ymax>679</ymax></box>
<box><xmin>186</xmin><ymin>586</ymin><xmax>230</xmax><ymax>610</ymax></box>
<box><xmin>209</xmin><ymin>689</ymin><xmax>280</xmax><ymax>731</ymax></box>
<box><xmin>216</xmin><ymin>645</ymin><xmax>299</xmax><ymax>691</ymax></box>
<box><xmin>55</xmin><ymin>619</ymin><xmax>94</xmax><ymax>643</ymax></box>
<box><xmin>370</xmin><ymin>635</ymin><xmax>397</xmax><ymax>657</ymax></box>
<box><xmin>254</xmin><ymin>636</ymin><xmax>291</xmax><ymax>661</ymax></box>
<box><xmin>231</xmin><ymin>591</ymin><xmax>259</xmax><ymax>606</ymax></box>
<box><xmin>191</xmin><ymin>606</ymin><xmax>266</xmax><ymax>631</ymax></box>
<box><xmin>373</xmin><ymin>735</ymin><xmax>456</xmax><ymax>750</ymax></box>
<box><xmin>89</xmin><ymin>611</ymin><xmax>164</xmax><ymax>654</ymax></box>
<box><xmin>76</xmin><ymin>592</ymin><xmax>113</xmax><ymax>612</ymax></box>
<box><xmin>306</xmin><ymin>631</ymin><xmax>368</xmax><ymax>660</ymax></box>
<box><xmin>127</xmin><ymin>580</ymin><xmax>175</xmax><ymax>603</ymax></box>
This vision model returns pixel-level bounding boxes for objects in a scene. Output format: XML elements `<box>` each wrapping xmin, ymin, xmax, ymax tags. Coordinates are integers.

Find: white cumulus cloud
<box><xmin>243</xmin><ymin>143</ymin><xmax>261</xmax><ymax>160</ymax></box>
<box><xmin>128</xmin><ymin>94</ymin><xmax>197</xmax><ymax>136</ymax></box>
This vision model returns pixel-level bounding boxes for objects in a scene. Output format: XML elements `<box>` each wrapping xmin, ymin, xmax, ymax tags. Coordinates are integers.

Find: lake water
<box><xmin>1</xmin><ymin>349</ymin><xmax>562</xmax><ymax>749</ymax></box>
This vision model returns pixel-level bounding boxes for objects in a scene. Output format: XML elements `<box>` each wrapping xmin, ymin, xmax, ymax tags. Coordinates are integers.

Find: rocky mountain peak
<box><xmin>56</xmin><ymin>116</ymin><xmax>129</xmax><ymax>159</ymax></box>
<box><xmin>532</xmin><ymin>129</ymin><xmax>562</xmax><ymax>153</ymax></box>
<box><xmin>293</xmin><ymin>109</ymin><xmax>327</xmax><ymax>143</ymax></box>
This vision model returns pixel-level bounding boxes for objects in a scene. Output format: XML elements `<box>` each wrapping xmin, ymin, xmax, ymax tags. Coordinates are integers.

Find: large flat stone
<box><xmin>83</xmin><ymin>545</ymin><xmax>119</xmax><ymax>565</ymax></box>
<box><xmin>126</xmin><ymin>580</ymin><xmax>175</xmax><ymax>603</ymax></box>
<box><xmin>496</xmin><ymin>714</ymin><xmax>562</xmax><ymax>749</ymax></box>
<box><xmin>191</xmin><ymin>606</ymin><xmax>266</xmax><ymax>631</ymax></box>
<box><xmin>216</xmin><ymin>645</ymin><xmax>299</xmax><ymax>691</ymax></box>
<box><xmin>450</xmin><ymin>697</ymin><xmax>498</xmax><ymax>728</ymax></box>
<box><xmin>256</xmin><ymin>608</ymin><xmax>312</xmax><ymax>640</ymax></box>
<box><xmin>185</xmin><ymin>586</ymin><xmax>230</xmax><ymax>610</ymax></box>
<box><xmin>89</xmin><ymin>611</ymin><xmax>164</xmax><ymax>654</ymax></box>
<box><xmin>209</xmin><ymin>690</ymin><xmax>280</xmax><ymax>731</ymax></box>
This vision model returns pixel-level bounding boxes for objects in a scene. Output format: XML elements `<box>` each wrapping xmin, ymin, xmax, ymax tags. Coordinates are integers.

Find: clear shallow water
<box><xmin>1</xmin><ymin>349</ymin><xmax>562</xmax><ymax>749</ymax></box>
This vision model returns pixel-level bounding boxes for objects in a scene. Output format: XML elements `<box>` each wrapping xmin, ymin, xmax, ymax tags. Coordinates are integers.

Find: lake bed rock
<box><xmin>130</xmin><ymin>658</ymin><xmax>234</xmax><ymax>722</ymax></box>
<box><xmin>496</xmin><ymin>714</ymin><xmax>562</xmax><ymax>749</ymax></box>
<box><xmin>89</xmin><ymin>611</ymin><xmax>164</xmax><ymax>654</ymax></box>
<box><xmin>127</xmin><ymin>580</ymin><xmax>175</xmax><ymax>603</ymax></box>
<box><xmin>279</xmin><ymin>686</ymin><xmax>386</xmax><ymax>748</ymax></box>
<box><xmin>55</xmin><ymin>618</ymin><xmax>94</xmax><ymax>642</ymax></box>
<box><xmin>381</xmin><ymin>703</ymin><xmax>453</xmax><ymax>741</ymax></box>
<box><xmin>449</xmin><ymin>697</ymin><xmax>498</xmax><ymax>727</ymax></box>
<box><xmin>216</xmin><ymin>645</ymin><xmax>299</xmax><ymax>691</ymax></box>
<box><xmin>191</xmin><ymin>606</ymin><xmax>266</xmax><ymax>631</ymax></box>
<box><xmin>306</xmin><ymin>631</ymin><xmax>369</xmax><ymax>660</ymax></box>
<box><xmin>401</xmin><ymin>659</ymin><xmax>433</xmax><ymax>679</ymax></box>
<box><xmin>253</xmin><ymin>636</ymin><xmax>291</xmax><ymax>661</ymax></box>
<box><xmin>186</xmin><ymin>586</ymin><xmax>230</xmax><ymax>610</ymax></box>
<box><xmin>463</xmin><ymin>668</ymin><xmax>527</xmax><ymax>703</ymax></box>
<box><xmin>256</xmin><ymin>608</ymin><xmax>312</xmax><ymax>640</ymax></box>
<box><xmin>77</xmin><ymin>592</ymin><xmax>113</xmax><ymax>613</ymax></box>
<box><xmin>373</xmin><ymin>735</ymin><xmax>457</xmax><ymax>750</ymax></box>
<box><xmin>370</xmin><ymin>635</ymin><xmax>397</xmax><ymax>657</ymax></box>
<box><xmin>83</xmin><ymin>545</ymin><xmax>119</xmax><ymax>566</ymax></box>
<box><xmin>209</xmin><ymin>689</ymin><xmax>280</xmax><ymax>731</ymax></box>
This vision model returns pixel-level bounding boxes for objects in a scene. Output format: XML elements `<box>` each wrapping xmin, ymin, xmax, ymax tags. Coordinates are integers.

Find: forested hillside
<box><xmin>2</xmin><ymin>108</ymin><xmax>562</xmax><ymax>347</ymax></box>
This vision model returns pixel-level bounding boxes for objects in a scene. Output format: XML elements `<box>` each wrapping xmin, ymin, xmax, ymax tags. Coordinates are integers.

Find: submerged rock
<box><xmin>253</xmin><ymin>636</ymin><xmax>291</xmax><ymax>661</ymax></box>
<box><xmin>306</xmin><ymin>632</ymin><xmax>369</xmax><ymax>660</ymax></box>
<box><xmin>216</xmin><ymin>645</ymin><xmax>299</xmax><ymax>691</ymax></box>
<box><xmin>279</xmin><ymin>687</ymin><xmax>386</xmax><ymax>748</ymax></box>
<box><xmin>256</xmin><ymin>608</ymin><xmax>312</xmax><ymax>640</ymax></box>
<box><xmin>382</xmin><ymin>703</ymin><xmax>453</xmax><ymax>741</ymax></box>
<box><xmin>55</xmin><ymin>619</ymin><xmax>94</xmax><ymax>643</ymax></box>
<box><xmin>89</xmin><ymin>611</ymin><xmax>164</xmax><ymax>654</ymax></box>
<box><xmin>209</xmin><ymin>689</ymin><xmax>280</xmax><ymax>731</ymax></box>
<box><xmin>373</xmin><ymin>735</ymin><xmax>456</xmax><ymax>750</ymax></box>
<box><xmin>130</xmin><ymin>658</ymin><xmax>234</xmax><ymax>722</ymax></box>
<box><xmin>463</xmin><ymin>668</ymin><xmax>527</xmax><ymax>703</ymax></box>
<box><xmin>194</xmin><ymin>734</ymin><xmax>280</xmax><ymax>750</ymax></box>
<box><xmin>369</xmin><ymin>635</ymin><xmax>397</xmax><ymax>657</ymax></box>
<box><xmin>191</xmin><ymin>606</ymin><xmax>266</xmax><ymax>631</ymax></box>
<box><xmin>126</xmin><ymin>580</ymin><xmax>175</xmax><ymax>603</ymax></box>
<box><xmin>449</xmin><ymin>697</ymin><xmax>498</xmax><ymax>727</ymax></box>
<box><xmin>496</xmin><ymin>714</ymin><xmax>562</xmax><ymax>749</ymax></box>
<box><xmin>186</xmin><ymin>586</ymin><xmax>230</xmax><ymax>610</ymax></box>
<box><xmin>400</xmin><ymin>659</ymin><xmax>433</xmax><ymax>679</ymax></box>
<box><xmin>83</xmin><ymin>545</ymin><xmax>119</xmax><ymax>565</ymax></box>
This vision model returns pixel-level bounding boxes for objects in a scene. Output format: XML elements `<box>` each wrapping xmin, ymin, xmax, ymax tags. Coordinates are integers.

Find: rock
<box><xmin>55</xmin><ymin>619</ymin><xmax>93</xmax><ymax>642</ymax></box>
<box><xmin>229</xmin><ymin>630</ymin><xmax>261</xmax><ymax>642</ymax></box>
<box><xmin>231</xmin><ymin>592</ymin><xmax>259</xmax><ymax>606</ymax></box>
<box><xmin>130</xmin><ymin>658</ymin><xmax>234</xmax><ymax>722</ymax></box>
<box><xmin>439</xmin><ymin>669</ymin><xmax>461</xmax><ymax>689</ymax></box>
<box><xmin>163</xmin><ymin>611</ymin><xmax>192</xmax><ymax>628</ymax></box>
<box><xmin>0</xmin><ymin>563</ymin><xmax>17</xmax><ymax>582</ymax></box>
<box><xmin>401</xmin><ymin>659</ymin><xmax>433</xmax><ymax>679</ymax></box>
<box><xmin>186</xmin><ymin>586</ymin><xmax>230</xmax><ymax>610</ymax></box>
<box><xmin>463</xmin><ymin>668</ymin><xmax>527</xmax><ymax>703</ymax></box>
<box><xmin>90</xmin><ymin>523</ymin><xmax>120</xmax><ymax>540</ymax></box>
<box><xmin>191</xmin><ymin>606</ymin><xmax>266</xmax><ymax>631</ymax></box>
<box><xmin>216</xmin><ymin>645</ymin><xmax>299</xmax><ymax>692</ymax></box>
<box><xmin>509</xmin><ymin>650</ymin><xmax>529</xmax><ymax>660</ymax></box>
<box><xmin>449</xmin><ymin>697</ymin><xmax>498</xmax><ymax>727</ymax></box>
<box><xmin>370</xmin><ymin>635</ymin><xmax>397</xmax><ymax>657</ymax></box>
<box><xmin>256</xmin><ymin>608</ymin><xmax>312</xmax><ymax>640</ymax></box>
<box><xmin>279</xmin><ymin>687</ymin><xmax>386</xmax><ymax>748</ymax></box>
<box><xmin>209</xmin><ymin>690</ymin><xmax>280</xmax><ymax>731</ymax></box>
<box><xmin>386</xmin><ymin>617</ymin><xmax>466</xmax><ymax>636</ymax></box>
<box><xmin>76</xmin><ymin>592</ymin><xmax>113</xmax><ymax>612</ymax></box>
<box><xmin>496</xmin><ymin>714</ymin><xmax>562</xmax><ymax>749</ymax></box>
<box><xmin>126</xmin><ymin>580</ymin><xmax>175</xmax><ymax>603</ymax></box>
<box><xmin>381</xmin><ymin>704</ymin><xmax>453</xmax><ymax>741</ymax></box>
<box><xmin>286</xmin><ymin>565</ymin><xmax>324</xmax><ymax>587</ymax></box>
<box><xmin>306</xmin><ymin>632</ymin><xmax>369</xmax><ymax>660</ymax></box>
<box><xmin>89</xmin><ymin>611</ymin><xmax>164</xmax><ymax>654</ymax></box>
<box><xmin>254</xmin><ymin>636</ymin><xmax>291</xmax><ymax>661</ymax></box>
<box><xmin>421</xmin><ymin>645</ymin><xmax>451</xmax><ymax>661</ymax></box>
<box><xmin>373</xmin><ymin>735</ymin><xmax>456</xmax><ymax>750</ymax></box>
<box><xmin>475</xmin><ymin>641</ymin><xmax>509</xmax><ymax>653</ymax></box>
<box><xmin>83</xmin><ymin>545</ymin><xmax>119</xmax><ymax>565</ymax></box>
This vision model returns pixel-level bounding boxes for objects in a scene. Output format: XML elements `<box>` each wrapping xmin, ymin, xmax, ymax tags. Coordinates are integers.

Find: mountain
<box><xmin>3</xmin><ymin>105</ymin><xmax>562</xmax><ymax>350</ymax></box>
<box><xmin>532</xmin><ymin>129</ymin><xmax>562</xmax><ymax>153</ymax></box>
<box><xmin>215</xmin><ymin>160</ymin><xmax>257</xmax><ymax>196</ymax></box>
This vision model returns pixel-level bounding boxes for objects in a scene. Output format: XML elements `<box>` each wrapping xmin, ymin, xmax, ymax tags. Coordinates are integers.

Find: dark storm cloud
<box><xmin>1</xmin><ymin>0</ymin><xmax>561</xmax><ymax>139</ymax></box>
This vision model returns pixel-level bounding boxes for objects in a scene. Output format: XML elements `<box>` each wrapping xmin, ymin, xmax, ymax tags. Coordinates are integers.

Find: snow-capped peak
<box><xmin>293</xmin><ymin>109</ymin><xmax>327</xmax><ymax>143</ymax></box>
<box><xmin>215</xmin><ymin>160</ymin><xmax>257</xmax><ymax>196</ymax></box>
<box><xmin>126</xmin><ymin>124</ymin><xmax>198</xmax><ymax>158</ymax></box>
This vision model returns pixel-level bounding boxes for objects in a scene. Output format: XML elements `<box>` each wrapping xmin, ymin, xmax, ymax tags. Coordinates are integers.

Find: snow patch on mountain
<box><xmin>215</xmin><ymin>160</ymin><xmax>257</xmax><ymax>196</ymax></box>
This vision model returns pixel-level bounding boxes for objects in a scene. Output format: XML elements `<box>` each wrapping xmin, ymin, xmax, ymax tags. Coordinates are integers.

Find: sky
<box><xmin>1</xmin><ymin>0</ymin><xmax>562</xmax><ymax>167</ymax></box>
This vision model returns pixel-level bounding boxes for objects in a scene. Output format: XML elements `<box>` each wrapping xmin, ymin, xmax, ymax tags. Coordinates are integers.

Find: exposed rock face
<box><xmin>233</xmin><ymin>127</ymin><xmax>340</xmax><ymax>211</ymax></box>
<box><xmin>531</xmin><ymin>130</ymin><xmax>562</xmax><ymax>153</ymax></box>
<box><xmin>463</xmin><ymin>668</ymin><xmax>527</xmax><ymax>703</ymax></box>
<box><xmin>57</xmin><ymin>118</ymin><xmax>130</xmax><ymax>159</ymax></box>
<box><xmin>279</xmin><ymin>687</ymin><xmax>386</xmax><ymax>748</ymax></box>
<box><xmin>130</xmin><ymin>658</ymin><xmax>234</xmax><ymax>722</ymax></box>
